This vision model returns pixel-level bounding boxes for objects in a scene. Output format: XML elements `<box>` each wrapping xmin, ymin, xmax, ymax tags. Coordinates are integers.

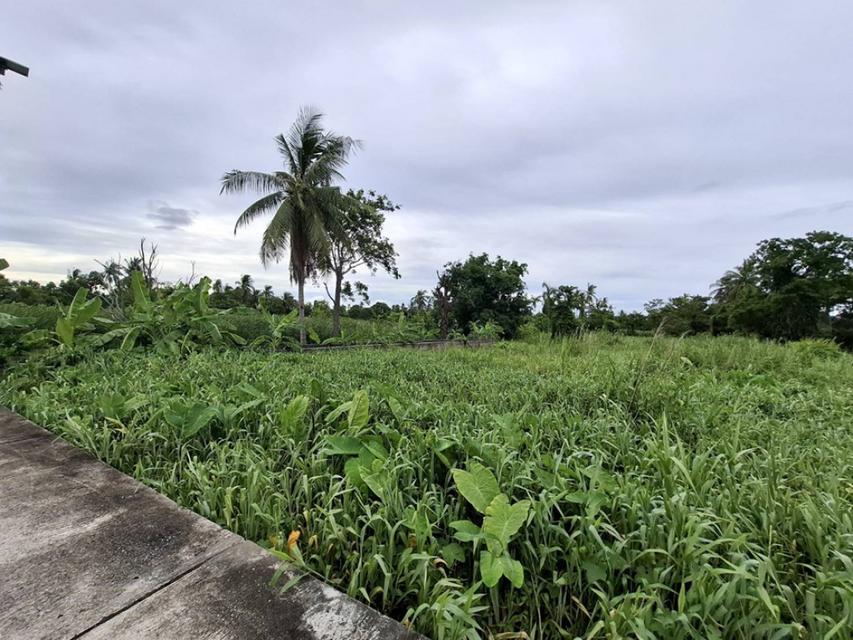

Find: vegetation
<box><xmin>316</xmin><ymin>189</ymin><xmax>400</xmax><ymax>337</ymax></box>
<box><xmin>3</xmin><ymin>335</ymin><xmax>851</xmax><ymax>638</ymax></box>
<box><xmin>4</xmin><ymin>86</ymin><xmax>851</xmax><ymax>640</ymax></box>
<box><xmin>221</xmin><ymin>107</ymin><xmax>359</xmax><ymax>345</ymax></box>
<box><xmin>438</xmin><ymin>254</ymin><xmax>531</xmax><ymax>339</ymax></box>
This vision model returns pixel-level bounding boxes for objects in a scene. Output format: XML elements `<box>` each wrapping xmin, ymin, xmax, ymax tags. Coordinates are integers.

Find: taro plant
<box><xmin>450</xmin><ymin>461</ymin><xmax>530</xmax><ymax>588</ymax></box>
<box><xmin>323</xmin><ymin>390</ymin><xmax>394</xmax><ymax>501</ymax></box>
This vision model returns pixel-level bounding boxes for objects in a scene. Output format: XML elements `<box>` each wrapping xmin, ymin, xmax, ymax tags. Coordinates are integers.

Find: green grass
<box><xmin>2</xmin><ymin>334</ymin><xmax>852</xmax><ymax>639</ymax></box>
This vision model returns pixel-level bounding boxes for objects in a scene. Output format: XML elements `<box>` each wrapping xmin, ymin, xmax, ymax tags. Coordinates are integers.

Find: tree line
<box><xmin>3</xmin><ymin>106</ymin><xmax>850</xmax><ymax>348</ymax></box>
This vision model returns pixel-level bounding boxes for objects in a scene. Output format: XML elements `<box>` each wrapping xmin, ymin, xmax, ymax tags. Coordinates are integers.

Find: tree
<box><xmin>235</xmin><ymin>274</ymin><xmax>257</xmax><ymax>307</ymax></box>
<box><xmin>440</xmin><ymin>254</ymin><xmax>531</xmax><ymax>338</ymax></box>
<box><xmin>409</xmin><ymin>290</ymin><xmax>432</xmax><ymax>314</ymax></box>
<box><xmin>645</xmin><ymin>295</ymin><xmax>712</xmax><ymax>335</ymax></box>
<box><xmin>541</xmin><ymin>283</ymin><xmax>585</xmax><ymax>337</ymax></box>
<box><xmin>221</xmin><ymin>107</ymin><xmax>359</xmax><ymax>345</ymax></box>
<box><xmin>433</xmin><ymin>272</ymin><xmax>452</xmax><ymax>339</ymax></box>
<box><xmin>318</xmin><ymin>189</ymin><xmax>399</xmax><ymax>336</ymax></box>
<box><xmin>541</xmin><ymin>282</ymin><xmax>615</xmax><ymax>337</ymax></box>
<box><xmin>715</xmin><ymin>231</ymin><xmax>853</xmax><ymax>341</ymax></box>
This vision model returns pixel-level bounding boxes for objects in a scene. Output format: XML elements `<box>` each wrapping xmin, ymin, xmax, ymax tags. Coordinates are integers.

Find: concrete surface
<box><xmin>0</xmin><ymin>409</ymin><xmax>420</xmax><ymax>640</ymax></box>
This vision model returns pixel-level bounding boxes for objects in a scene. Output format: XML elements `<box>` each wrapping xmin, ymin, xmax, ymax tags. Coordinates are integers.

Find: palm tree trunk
<box><xmin>332</xmin><ymin>268</ymin><xmax>343</xmax><ymax>337</ymax></box>
<box><xmin>297</xmin><ymin>276</ymin><xmax>306</xmax><ymax>346</ymax></box>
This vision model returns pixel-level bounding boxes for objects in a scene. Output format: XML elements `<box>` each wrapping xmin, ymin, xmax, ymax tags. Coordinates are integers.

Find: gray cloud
<box><xmin>147</xmin><ymin>201</ymin><xmax>198</xmax><ymax>230</ymax></box>
<box><xmin>2</xmin><ymin>1</ymin><xmax>852</xmax><ymax>309</ymax></box>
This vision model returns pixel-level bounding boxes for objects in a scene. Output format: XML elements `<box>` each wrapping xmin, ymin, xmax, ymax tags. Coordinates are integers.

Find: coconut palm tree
<box><xmin>712</xmin><ymin>258</ymin><xmax>759</xmax><ymax>303</ymax></box>
<box><xmin>221</xmin><ymin>107</ymin><xmax>358</xmax><ymax>344</ymax></box>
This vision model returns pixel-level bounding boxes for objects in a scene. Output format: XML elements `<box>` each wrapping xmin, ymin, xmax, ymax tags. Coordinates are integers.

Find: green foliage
<box><xmin>714</xmin><ymin>231</ymin><xmax>853</xmax><ymax>342</ymax></box>
<box><xmin>222</xmin><ymin>107</ymin><xmax>359</xmax><ymax>344</ymax></box>
<box><xmin>55</xmin><ymin>287</ymin><xmax>102</xmax><ymax>349</ymax></box>
<box><xmin>101</xmin><ymin>272</ymin><xmax>245</xmax><ymax>354</ymax></box>
<box><xmin>541</xmin><ymin>283</ymin><xmax>616</xmax><ymax>337</ymax></box>
<box><xmin>4</xmin><ymin>335</ymin><xmax>851</xmax><ymax>638</ymax></box>
<box><xmin>452</xmin><ymin>462</ymin><xmax>500</xmax><ymax>514</ymax></box>
<box><xmin>451</xmin><ymin>463</ymin><xmax>530</xmax><ymax>589</ymax></box>
<box><xmin>319</xmin><ymin>188</ymin><xmax>400</xmax><ymax>336</ymax></box>
<box><xmin>645</xmin><ymin>294</ymin><xmax>712</xmax><ymax>335</ymax></box>
<box><xmin>439</xmin><ymin>253</ymin><xmax>531</xmax><ymax>339</ymax></box>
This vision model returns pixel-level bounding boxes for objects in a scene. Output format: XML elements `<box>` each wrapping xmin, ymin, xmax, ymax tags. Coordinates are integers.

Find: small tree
<box><xmin>318</xmin><ymin>189</ymin><xmax>400</xmax><ymax>337</ymax></box>
<box><xmin>439</xmin><ymin>254</ymin><xmax>531</xmax><ymax>338</ymax></box>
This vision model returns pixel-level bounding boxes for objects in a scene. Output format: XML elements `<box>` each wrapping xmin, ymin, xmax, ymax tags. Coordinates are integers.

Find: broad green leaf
<box><xmin>280</xmin><ymin>395</ymin><xmax>309</xmax><ymax>430</ymax></box>
<box><xmin>55</xmin><ymin>316</ymin><xmax>74</xmax><ymax>347</ymax></box>
<box><xmin>361</xmin><ymin>437</ymin><xmax>388</xmax><ymax>461</ymax></box>
<box><xmin>344</xmin><ymin>457</ymin><xmax>366</xmax><ymax>489</ymax></box>
<box><xmin>325</xmin><ymin>400</ymin><xmax>352</xmax><ymax>425</ymax></box>
<box><xmin>0</xmin><ymin>312</ymin><xmax>31</xmax><ymax>329</ymax></box>
<box><xmin>452</xmin><ymin>462</ymin><xmax>500</xmax><ymax>514</ymax></box>
<box><xmin>324</xmin><ymin>435</ymin><xmax>363</xmax><ymax>455</ymax></box>
<box><xmin>479</xmin><ymin>550</ymin><xmax>502</xmax><ymax>588</ymax></box>
<box><xmin>120</xmin><ymin>326</ymin><xmax>141</xmax><ymax>350</ymax></box>
<box><xmin>348</xmin><ymin>390</ymin><xmax>369</xmax><ymax>430</ymax></box>
<box><xmin>501</xmin><ymin>556</ymin><xmax>524</xmax><ymax>588</ymax></box>
<box><xmin>483</xmin><ymin>494</ymin><xmax>530</xmax><ymax>549</ymax></box>
<box><xmin>72</xmin><ymin>296</ymin><xmax>101</xmax><ymax>326</ymax></box>
<box><xmin>449</xmin><ymin>519</ymin><xmax>482</xmax><ymax>543</ymax></box>
<box><xmin>360</xmin><ymin>458</ymin><xmax>386</xmax><ymax>501</ymax></box>
<box><xmin>387</xmin><ymin>396</ymin><xmax>405</xmax><ymax>423</ymax></box>
<box><xmin>582</xmin><ymin>560</ymin><xmax>607</xmax><ymax>584</ymax></box>
<box><xmin>180</xmin><ymin>405</ymin><xmax>218</xmax><ymax>439</ymax></box>
<box><xmin>236</xmin><ymin>382</ymin><xmax>265</xmax><ymax>399</ymax></box>
<box><xmin>130</xmin><ymin>270</ymin><xmax>152</xmax><ymax>309</ymax></box>
<box><xmin>441</xmin><ymin>543</ymin><xmax>466</xmax><ymax>568</ymax></box>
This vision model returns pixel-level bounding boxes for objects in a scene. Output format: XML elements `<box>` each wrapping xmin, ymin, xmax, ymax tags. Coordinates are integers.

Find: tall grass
<box><xmin>2</xmin><ymin>335</ymin><xmax>852</xmax><ymax>639</ymax></box>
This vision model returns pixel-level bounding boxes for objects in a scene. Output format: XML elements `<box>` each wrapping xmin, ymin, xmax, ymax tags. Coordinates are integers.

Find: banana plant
<box><xmin>450</xmin><ymin>461</ymin><xmax>531</xmax><ymax>588</ymax></box>
<box><xmin>55</xmin><ymin>287</ymin><xmax>102</xmax><ymax>349</ymax></box>
<box><xmin>250</xmin><ymin>305</ymin><xmax>302</xmax><ymax>351</ymax></box>
<box><xmin>102</xmin><ymin>271</ymin><xmax>245</xmax><ymax>353</ymax></box>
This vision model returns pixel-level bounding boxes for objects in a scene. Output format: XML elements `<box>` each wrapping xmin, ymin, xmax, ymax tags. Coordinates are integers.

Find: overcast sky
<box><xmin>2</xmin><ymin>1</ymin><xmax>852</xmax><ymax>310</ymax></box>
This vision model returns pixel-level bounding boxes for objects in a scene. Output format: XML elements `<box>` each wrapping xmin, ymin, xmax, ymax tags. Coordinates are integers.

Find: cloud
<box><xmin>147</xmin><ymin>201</ymin><xmax>198</xmax><ymax>230</ymax></box>
<box><xmin>774</xmin><ymin>201</ymin><xmax>853</xmax><ymax>220</ymax></box>
<box><xmin>1</xmin><ymin>1</ymin><xmax>852</xmax><ymax>310</ymax></box>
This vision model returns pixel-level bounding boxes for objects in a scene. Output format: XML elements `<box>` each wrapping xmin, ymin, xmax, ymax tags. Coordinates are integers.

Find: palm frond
<box><xmin>220</xmin><ymin>170</ymin><xmax>284</xmax><ymax>195</ymax></box>
<box><xmin>234</xmin><ymin>192</ymin><xmax>284</xmax><ymax>234</ymax></box>
<box><xmin>259</xmin><ymin>201</ymin><xmax>295</xmax><ymax>268</ymax></box>
<box><xmin>275</xmin><ymin>134</ymin><xmax>299</xmax><ymax>175</ymax></box>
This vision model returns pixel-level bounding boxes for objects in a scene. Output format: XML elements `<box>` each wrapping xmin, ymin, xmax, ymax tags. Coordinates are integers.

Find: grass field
<box><xmin>2</xmin><ymin>334</ymin><xmax>852</xmax><ymax>639</ymax></box>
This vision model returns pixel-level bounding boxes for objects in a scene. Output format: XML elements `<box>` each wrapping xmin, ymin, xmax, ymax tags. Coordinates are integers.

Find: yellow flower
<box><xmin>286</xmin><ymin>530</ymin><xmax>301</xmax><ymax>554</ymax></box>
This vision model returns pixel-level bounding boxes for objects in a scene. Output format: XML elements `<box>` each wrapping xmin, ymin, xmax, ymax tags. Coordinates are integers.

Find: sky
<box><xmin>2</xmin><ymin>1</ymin><xmax>852</xmax><ymax>311</ymax></box>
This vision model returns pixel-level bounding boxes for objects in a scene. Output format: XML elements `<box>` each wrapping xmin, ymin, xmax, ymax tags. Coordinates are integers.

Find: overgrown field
<box><xmin>2</xmin><ymin>335</ymin><xmax>852</xmax><ymax>639</ymax></box>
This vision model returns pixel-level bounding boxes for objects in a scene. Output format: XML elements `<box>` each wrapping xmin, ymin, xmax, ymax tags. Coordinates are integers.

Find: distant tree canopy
<box><xmin>711</xmin><ymin>231</ymin><xmax>853</xmax><ymax>342</ymax></box>
<box><xmin>439</xmin><ymin>254</ymin><xmax>531</xmax><ymax>338</ymax></box>
<box><xmin>541</xmin><ymin>283</ymin><xmax>615</xmax><ymax>337</ymax></box>
<box><xmin>645</xmin><ymin>294</ymin><xmax>713</xmax><ymax>336</ymax></box>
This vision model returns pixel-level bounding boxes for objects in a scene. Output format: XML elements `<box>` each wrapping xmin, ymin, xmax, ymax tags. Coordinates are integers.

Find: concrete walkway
<box><xmin>0</xmin><ymin>409</ymin><xmax>419</xmax><ymax>639</ymax></box>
